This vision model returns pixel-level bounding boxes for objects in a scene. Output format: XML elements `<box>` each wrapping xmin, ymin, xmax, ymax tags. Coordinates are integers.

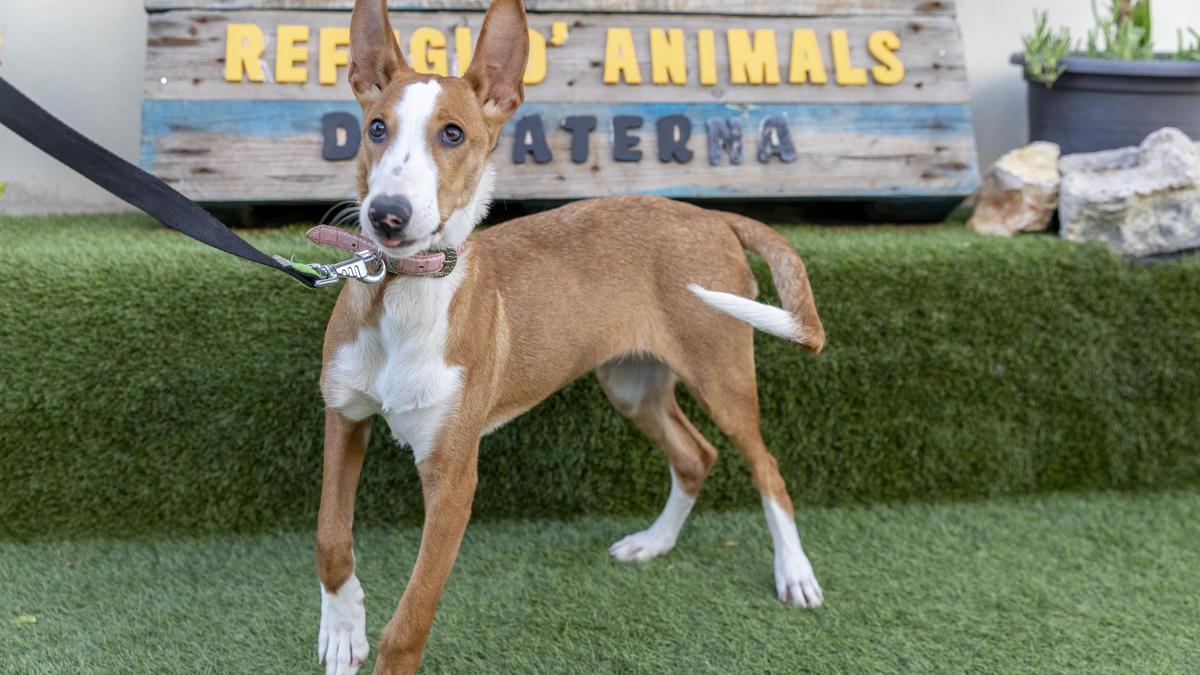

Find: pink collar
<box><xmin>306</xmin><ymin>225</ymin><xmax>464</xmax><ymax>278</ymax></box>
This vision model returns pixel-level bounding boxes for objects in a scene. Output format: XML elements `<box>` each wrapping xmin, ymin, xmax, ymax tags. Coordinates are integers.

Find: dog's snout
<box><xmin>368</xmin><ymin>194</ymin><xmax>413</xmax><ymax>240</ymax></box>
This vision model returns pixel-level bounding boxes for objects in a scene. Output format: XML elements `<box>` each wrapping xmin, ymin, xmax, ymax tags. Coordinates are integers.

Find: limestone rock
<box><xmin>1058</xmin><ymin>145</ymin><xmax>1140</xmax><ymax>175</ymax></box>
<box><xmin>968</xmin><ymin>142</ymin><xmax>1061</xmax><ymax>236</ymax></box>
<box><xmin>1059</xmin><ymin>128</ymin><xmax>1200</xmax><ymax>257</ymax></box>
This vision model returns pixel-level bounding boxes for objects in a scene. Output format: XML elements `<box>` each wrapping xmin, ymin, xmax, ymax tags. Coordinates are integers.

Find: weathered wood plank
<box><xmin>145</xmin><ymin>1</ymin><xmax>956</xmax><ymax>18</ymax></box>
<box><xmin>146</xmin><ymin>11</ymin><xmax>968</xmax><ymax>104</ymax></box>
<box><xmin>141</xmin><ymin>100</ymin><xmax>979</xmax><ymax>202</ymax></box>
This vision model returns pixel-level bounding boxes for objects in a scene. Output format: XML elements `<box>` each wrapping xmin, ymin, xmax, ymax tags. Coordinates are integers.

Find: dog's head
<box><xmin>349</xmin><ymin>0</ymin><xmax>528</xmax><ymax>257</ymax></box>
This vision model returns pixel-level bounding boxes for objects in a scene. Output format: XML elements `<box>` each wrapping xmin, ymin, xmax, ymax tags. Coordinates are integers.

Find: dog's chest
<box><xmin>323</xmin><ymin>272</ymin><xmax>465</xmax><ymax>460</ymax></box>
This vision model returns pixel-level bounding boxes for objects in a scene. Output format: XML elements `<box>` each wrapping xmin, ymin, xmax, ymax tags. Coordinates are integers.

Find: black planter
<box><xmin>1011</xmin><ymin>54</ymin><xmax>1200</xmax><ymax>154</ymax></box>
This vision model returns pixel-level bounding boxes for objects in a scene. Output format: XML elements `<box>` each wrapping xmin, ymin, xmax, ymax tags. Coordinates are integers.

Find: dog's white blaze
<box><xmin>687</xmin><ymin>283</ymin><xmax>804</xmax><ymax>342</ymax></box>
<box><xmin>318</xmin><ymin>573</ymin><xmax>369</xmax><ymax>674</ymax></box>
<box><xmin>609</xmin><ymin>469</ymin><xmax>696</xmax><ymax>562</ymax></box>
<box><xmin>361</xmin><ymin>80</ymin><xmax>443</xmax><ymax>252</ymax></box>
<box><xmin>324</xmin><ymin>253</ymin><xmax>469</xmax><ymax>463</ymax></box>
<box><xmin>762</xmin><ymin>495</ymin><xmax>824</xmax><ymax>608</ymax></box>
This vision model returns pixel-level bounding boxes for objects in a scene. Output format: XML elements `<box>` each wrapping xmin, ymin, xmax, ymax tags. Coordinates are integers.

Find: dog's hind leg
<box><xmin>597</xmin><ymin>356</ymin><xmax>718</xmax><ymax>562</ymax></box>
<box><xmin>672</xmin><ymin>333</ymin><xmax>820</xmax><ymax>607</ymax></box>
<box><xmin>680</xmin><ymin>351</ymin><xmax>824</xmax><ymax>608</ymax></box>
<box><xmin>317</xmin><ymin>409</ymin><xmax>372</xmax><ymax>675</ymax></box>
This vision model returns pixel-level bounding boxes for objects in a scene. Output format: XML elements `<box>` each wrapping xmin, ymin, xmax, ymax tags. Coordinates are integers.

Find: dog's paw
<box><xmin>774</xmin><ymin>550</ymin><xmax>823</xmax><ymax>608</ymax></box>
<box><xmin>609</xmin><ymin>528</ymin><xmax>677</xmax><ymax>562</ymax></box>
<box><xmin>318</xmin><ymin>575</ymin><xmax>369</xmax><ymax>675</ymax></box>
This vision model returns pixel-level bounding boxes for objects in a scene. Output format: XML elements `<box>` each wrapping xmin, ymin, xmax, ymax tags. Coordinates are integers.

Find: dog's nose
<box><xmin>368</xmin><ymin>194</ymin><xmax>413</xmax><ymax>241</ymax></box>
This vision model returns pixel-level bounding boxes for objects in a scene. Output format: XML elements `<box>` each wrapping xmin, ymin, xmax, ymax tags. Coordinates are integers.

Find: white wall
<box><xmin>0</xmin><ymin>0</ymin><xmax>147</xmax><ymax>214</ymax></box>
<box><xmin>1</xmin><ymin>0</ymin><xmax>1198</xmax><ymax>213</ymax></box>
<box><xmin>959</xmin><ymin>0</ymin><xmax>1200</xmax><ymax>167</ymax></box>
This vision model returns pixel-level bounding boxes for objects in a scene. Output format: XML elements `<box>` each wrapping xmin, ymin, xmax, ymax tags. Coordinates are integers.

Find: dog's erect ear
<box><xmin>349</xmin><ymin>0</ymin><xmax>409</xmax><ymax>105</ymax></box>
<box><xmin>463</xmin><ymin>0</ymin><xmax>529</xmax><ymax>140</ymax></box>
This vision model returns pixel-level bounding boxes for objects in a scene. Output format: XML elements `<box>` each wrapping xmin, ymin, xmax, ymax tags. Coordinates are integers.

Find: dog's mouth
<box><xmin>368</xmin><ymin>233</ymin><xmax>435</xmax><ymax>258</ymax></box>
<box><xmin>379</xmin><ymin>237</ymin><xmax>419</xmax><ymax>249</ymax></box>
<box><xmin>357</xmin><ymin>203</ymin><xmax>443</xmax><ymax>258</ymax></box>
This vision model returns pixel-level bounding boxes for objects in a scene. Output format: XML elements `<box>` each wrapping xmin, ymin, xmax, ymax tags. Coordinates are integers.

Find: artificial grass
<box><xmin>2</xmin><ymin>214</ymin><xmax>1200</xmax><ymax>537</ymax></box>
<box><xmin>2</xmin><ymin>489</ymin><xmax>1199</xmax><ymax>673</ymax></box>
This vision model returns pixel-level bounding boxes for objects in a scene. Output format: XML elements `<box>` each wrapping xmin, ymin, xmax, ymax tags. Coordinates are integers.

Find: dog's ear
<box><xmin>349</xmin><ymin>0</ymin><xmax>409</xmax><ymax>106</ymax></box>
<box><xmin>463</xmin><ymin>0</ymin><xmax>529</xmax><ymax>142</ymax></box>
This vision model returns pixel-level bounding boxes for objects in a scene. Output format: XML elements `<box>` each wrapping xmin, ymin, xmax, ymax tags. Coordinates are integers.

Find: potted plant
<box><xmin>1012</xmin><ymin>1</ymin><xmax>1200</xmax><ymax>154</ymax></box>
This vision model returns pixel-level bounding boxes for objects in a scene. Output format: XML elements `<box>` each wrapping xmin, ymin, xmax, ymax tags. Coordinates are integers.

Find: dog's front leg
<box><xmin>317</xmin><ymin>408</ymin><xmax>372</xmax><ymax>675</ymax></box>
<box><xmin>374</xmin><ymin>435</ymin><xmax>480</xmax><ymax>675</ymax></box>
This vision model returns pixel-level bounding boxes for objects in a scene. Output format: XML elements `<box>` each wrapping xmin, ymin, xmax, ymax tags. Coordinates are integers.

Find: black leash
<box><xmin>0</xmin><ymin>77</ymin><xmax>327</xmax><ymax>287</ymax></box>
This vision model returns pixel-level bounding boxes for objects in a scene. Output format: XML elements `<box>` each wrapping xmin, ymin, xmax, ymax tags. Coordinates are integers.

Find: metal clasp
<box><xmin>310</xmin><ymin>249</ymin><xmax>387</xmax><ymax>287</ymax></box>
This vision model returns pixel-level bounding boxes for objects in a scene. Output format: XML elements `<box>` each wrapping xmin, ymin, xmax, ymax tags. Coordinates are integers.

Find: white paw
<box><xmin>318</xmin><ymin>575</ymin><xmax>369</xmax><ymax>675</ymax></box>
<box><xmin>774</xmin><ymin>550</ymin><xmax>823</xmax><ymax>608</ymax></box>
<box><xmin>609</xmin><ymin>528</ymin><xmax>677</xmax><ymax>562</ymax></box>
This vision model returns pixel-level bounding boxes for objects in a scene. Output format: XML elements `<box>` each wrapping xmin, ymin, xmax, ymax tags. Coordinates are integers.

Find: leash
<box><xmin>0</xmin><ymin>77</ymin><xmax>382</xmax><ymax>288</ymax></box>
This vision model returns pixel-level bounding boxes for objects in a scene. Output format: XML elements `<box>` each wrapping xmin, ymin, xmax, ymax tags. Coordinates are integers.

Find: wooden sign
<box><xmin>142</xmin><ymin>1</ymin><xmax>979</xmax><ymax>202</ymax></box>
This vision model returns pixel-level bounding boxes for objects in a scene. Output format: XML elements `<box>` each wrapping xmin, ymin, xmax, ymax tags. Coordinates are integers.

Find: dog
<box><xmin>315</xmin><ymin>1</ymin><xmax>827</xmax><ymax>672</ymax></box>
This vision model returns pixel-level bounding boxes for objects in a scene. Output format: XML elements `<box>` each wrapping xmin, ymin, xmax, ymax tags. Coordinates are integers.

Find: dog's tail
<box><xmin>688</xmin><ymin>212</ymin><xmax>825</xmax><ymax>354</ymax></box>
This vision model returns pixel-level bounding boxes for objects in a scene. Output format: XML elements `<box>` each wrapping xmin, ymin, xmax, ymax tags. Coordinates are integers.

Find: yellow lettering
<box><xmin>275</xmin><ymin>25</ymin><xmax>310</xmax><ymax>84</ymax></box>
<box><xmin>410</xmin><ymin>27</ymin><xmax>447</xmax><ymax>76</ymax></box>
<box><xmin>550</xmin><ymin>21</ymin><xmax>570</xmax><ymax>47</ymax></box>
<box><xmin>649</xmin><ymin>28</ymin><xmax>686</xmax><ymax>85</ymax></box>
<box><xmin>603</xmin><ymin>27</ymin><xmax>642</xmax><ymax>85</ymax></box>
<box><xmin>318</xmin><ymin>27</ymin><xmax>350</xmax><ymax>86</ymax></box>
<box><xmin>454</xmin><ymin>26</ymin><xmax>473</xmax><ymax>75</ymax></box>
<box><xmin>525</xmin><ymin>29</ymin><xmax>547</xmax><ymax>84</ymax></box>
<box><xmin>728</xmin><ymin>29</ymin><xmax>780</xmax><ymax>85</ymax></box>
<box><xmin>869</xmin><ymin>30</ymin><xmax>905</xmax><ymax>85</ymax></box>
<box><xmin>831</xmin><ymin>29</ymin><xmax>868</xmax><ymax>86</ymax></box>
<box><xmin>697</xmin><ymin>29</ymin><xmax>718</xmax><ymax>86</ymax></box>
<box><xmin>788</xmin><ymin>28</ymin><xmax>828</xmax><ymax>85</ymax></box>
<box><xmin>225</xmin><ymin>23</ymin><xmax>266</xmax><ymax>83</ymax></box>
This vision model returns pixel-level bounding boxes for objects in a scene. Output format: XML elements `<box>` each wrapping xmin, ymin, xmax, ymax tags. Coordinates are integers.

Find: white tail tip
<box><xmin>687</xmin><ymin>283</ymin><xmax>807</xmax><ymax>343</ymax></box>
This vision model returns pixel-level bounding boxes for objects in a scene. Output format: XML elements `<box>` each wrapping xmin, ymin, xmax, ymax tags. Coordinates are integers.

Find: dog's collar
<box><xmin>306</xmin><ymin>225</ymin><xmax>464</xmax><ymax>278</ymax></box>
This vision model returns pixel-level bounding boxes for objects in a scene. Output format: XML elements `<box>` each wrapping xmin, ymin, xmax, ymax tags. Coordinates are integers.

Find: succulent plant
<box><xmin>1024</xmin><ymin>0</ymin><xmax>1198</xmax><ymax>87</ymax></box>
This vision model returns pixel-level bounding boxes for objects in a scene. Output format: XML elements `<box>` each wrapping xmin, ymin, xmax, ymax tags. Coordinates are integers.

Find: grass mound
<box><xmin>2</xmin><ymin>490</ymin><xmax>1198</xmax><ymax>673</ymax></box>
<box><xmin>2</xmin><ymin>214</ymin><xmax>1199</xmax><ymax>537</ymax></box>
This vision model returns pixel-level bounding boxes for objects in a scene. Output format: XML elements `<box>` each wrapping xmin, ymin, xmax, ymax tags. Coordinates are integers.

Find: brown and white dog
<box><xmin>316</xmin><ymin>1</ymin><xmax>827</xmax><ymax>672</ymax></box>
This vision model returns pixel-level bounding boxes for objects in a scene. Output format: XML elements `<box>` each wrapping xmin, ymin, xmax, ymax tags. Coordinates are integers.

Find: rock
<box><xmin>968</xmin><ymin>142</ymin><xmax>1061</xmax><ymax>236</ymax></box>
<box><xmin>1058</xmin><ymin>145</ymin><xmax>1140</xmax><ymax>175</ymax></box>
<box><xmin>1059</xmin><ymin>128</ymin><xmax>1200</xmax><ymax>257</ymax></box>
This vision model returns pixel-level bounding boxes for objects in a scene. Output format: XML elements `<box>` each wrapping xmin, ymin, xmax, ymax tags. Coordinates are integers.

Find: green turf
<box><xmin>1</xmin><ymin>489</ymin><xmax>1198</xmax><ymax>673</ymax></box>
<box><xmin>2</xmin><ymin>214</ymin><xmax>1200</xmax><ymax>537</ymax></box>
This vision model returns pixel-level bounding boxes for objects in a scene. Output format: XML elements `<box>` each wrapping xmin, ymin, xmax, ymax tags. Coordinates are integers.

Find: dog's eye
<box><xmin>440</xmin><ymin>124</ymin><xmax>465</xmax><ymax>147</ymax></box>
<box><xmin>368</xmin><ymin>119</ymin><xmax>388</xmax><ymax>143</ymax></box>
